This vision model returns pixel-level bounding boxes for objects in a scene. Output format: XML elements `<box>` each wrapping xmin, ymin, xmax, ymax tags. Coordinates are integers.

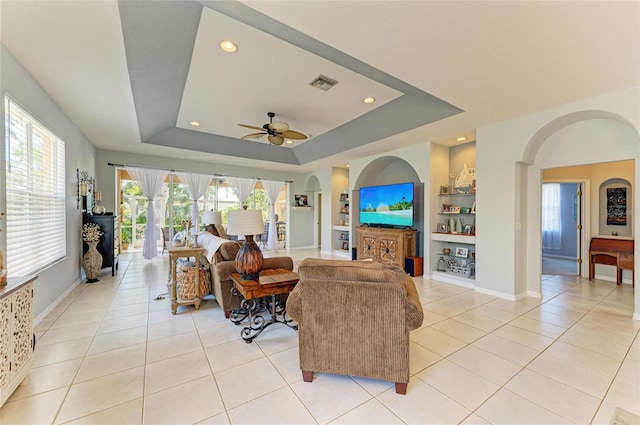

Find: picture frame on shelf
<box><xmin>295</xmin><ymin>194</ymin><xmax>308</xmax><ymax>207</ymax></box>
<box><xmin>455</xmin><ymin>247</ymin><xmax>469</xmax><ymax>258</ymax></box>
<box><xmin>341</xmin><ymin>241</ymin><xmax>349</xmax><ymax>250</ymax></box>
<box><xmin>463</xmin><ymin>224</ymin><xmax>473</xmax><ymax>235</ymax></box>
<box><xmin>340</xmin><ymin>193</ymin><xmax>348</xmax><ymax>201</ymax></box>
<box><xmin>440</xmin><ymin>185</ymin><xmax>450</xmax><ymax>195</ymax></box>
<box><xmin>437</xmin><ymin>223</ymin><xmax>448</xmax><ymax>233</ymax></box>
<box><xmin>442</xmin><ymin>204</ymin><xmax>452</xmax><ymax>213</ymax></box>
<box><xmin>471</xmin><ymin>201</ymin><xmax>476</xmax><ymax>214</ymax></box>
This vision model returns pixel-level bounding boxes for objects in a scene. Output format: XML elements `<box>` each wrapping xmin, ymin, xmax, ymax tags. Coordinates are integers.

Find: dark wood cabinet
<box><xmin>83</xmin><ymin>214</ymin><xmax>118</xmax><ymax>276</ymax></box>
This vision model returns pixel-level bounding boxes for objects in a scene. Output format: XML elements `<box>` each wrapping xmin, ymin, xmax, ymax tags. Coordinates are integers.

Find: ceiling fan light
<box><xmin>220</xmin><ymin>40</ymin><xmax>237</xmax><ymax>53</ymax></box>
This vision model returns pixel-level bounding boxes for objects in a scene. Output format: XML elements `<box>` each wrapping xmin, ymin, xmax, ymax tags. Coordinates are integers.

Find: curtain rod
<box><xmin>107</xmin><ymin>162</ymin><xmax>293</xmax><ymax>183</ymax></box>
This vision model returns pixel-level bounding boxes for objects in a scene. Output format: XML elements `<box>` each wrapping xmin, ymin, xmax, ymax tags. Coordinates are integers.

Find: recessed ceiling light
<box><xmin>220</xmin><ymin>40</ymin><xmax>237</xmax><ymax>53</ymax></box>
<box><xmin>190</xmin><ymin>121</ymin><xmax>200</xmax><ymax>127</ymax></box>
<box><xmin>456</xmin><ymin>136</ymin><xmax>467</xmax><ymax>142</ymax></box>
<box><xmin>286</xmin><ymin>140</ymin><xmax>293</xmax><ymax>144</ymax></box>
<box><xmin>363</xmin><ymin>97</ymin><xmax>376</xmax><ymax>104</ymax></box>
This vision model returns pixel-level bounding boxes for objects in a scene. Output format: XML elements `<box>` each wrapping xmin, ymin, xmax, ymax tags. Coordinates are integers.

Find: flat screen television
<box><xmin>359</xmin><ymin>182</ymin><xmax>414</xmax><ymax>227</ymax></box>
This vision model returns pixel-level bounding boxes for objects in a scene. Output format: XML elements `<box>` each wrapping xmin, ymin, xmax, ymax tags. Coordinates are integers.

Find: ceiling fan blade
<box><xmin>268</xmin><ymin>135</ymin><xmax>285</xmax><ymax>145</ymax></box>
<box><xmin>268</xmin><ymin>122</ymin><xmax>289</xmax><ymax>132</ymax></box>
<box><xmin>241</xmin><ymin>132</ymin><xmax>265</xmax><ymax>140</ymax></box>
<box><xmin>238</xmin><ymin>124</ymin><xmax>264</xmax><ymax>131</ymax></box>
<box><xmin>281</xmin><ymin>130</ymin><xmax>307</xmax><ymax>140</ymax></box>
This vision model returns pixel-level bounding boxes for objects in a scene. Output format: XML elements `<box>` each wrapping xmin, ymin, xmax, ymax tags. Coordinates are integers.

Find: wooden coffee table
<box><xmin>229</xmin><ymin>268</ymin><xmax>299</xmax><ymax>343</ymax></box>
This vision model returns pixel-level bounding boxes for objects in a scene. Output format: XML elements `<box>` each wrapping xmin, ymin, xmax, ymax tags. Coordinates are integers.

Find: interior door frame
<box><xmin>314</xmin><ymin>191</ymin><xmax>322</xmax><ymax>248</ymax></box>
<box><xmin>542</xmin><ymin>178</ymin><xmax>590</xmax><ymax>278</ymax></box>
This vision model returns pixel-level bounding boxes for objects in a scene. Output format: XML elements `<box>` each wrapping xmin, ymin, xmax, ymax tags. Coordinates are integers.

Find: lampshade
<box><xmin>226</xmin><ymin>209</ymin><xmax>264</xmax><ymax>280</ymax></box>
<box><xmin>226</xmin><ymin>209</ymin><xmax>264</xmax><ymax>236</ymax></box>
<box><xmin>202</xmin><ymin>210</ymin><xmax>221</xmax><ymax>225</ymax></box>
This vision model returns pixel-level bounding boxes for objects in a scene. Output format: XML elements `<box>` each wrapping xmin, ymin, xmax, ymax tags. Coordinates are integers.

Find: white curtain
<box><xmin>178</xmin><ymin>172</ymin><xmax>213</xmax><ymax>232</ymax></box>
<box><xmin>262</xmin><ymin>180</ymin><xmax>284</xmax><ymax>250</ymax></box>
<box><xmin>225</xmin><ymin>176</ymin><xmax>257</xmax><ymax>206</ymax></box>
<box><xmin>542</xmin><ymin>183</ymin><xmax>562</xmax><ymax>250</ymax></box>
<box><xmin>126</xmin><ymin>167</ymin><xmax>167</xmax><ymax>259</ymax></box>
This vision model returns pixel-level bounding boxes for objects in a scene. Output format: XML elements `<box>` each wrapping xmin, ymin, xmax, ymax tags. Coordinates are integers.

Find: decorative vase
<box><xmin>449</xmin><ymin>218</ymin><xmax>456</xmax><ymax>233</ymax></box>
<box><xmin>82</xmin><ymin>240</ymin><xmax>102</xmax><ymax>283</ymax></box>
<box><xmin>455</xmin><ymin>217</ymin><xmax>462</xmax><ymax>233</ymax></box>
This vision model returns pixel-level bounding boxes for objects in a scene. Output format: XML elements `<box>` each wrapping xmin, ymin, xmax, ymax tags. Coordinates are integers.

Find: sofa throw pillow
<box><xmin>215</xmin><ymin>224</ymin><xmax>228</xmax><ymax>240</ymax></box>
<box><xmin>219</xmin><ymin>241</ymin><xmax>241</xmax><ymax>261</ymax></box>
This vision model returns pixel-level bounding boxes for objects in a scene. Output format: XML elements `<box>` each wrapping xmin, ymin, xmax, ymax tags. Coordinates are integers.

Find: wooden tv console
<box><xmin>356</xmin><ymin>227</ymin><xmax>417</xmax><ymax>270</ymax></box>
<box><xmin>588</xmin><ymin>237</ymin><xmax>634</xmax><ymax>287</ymax></box>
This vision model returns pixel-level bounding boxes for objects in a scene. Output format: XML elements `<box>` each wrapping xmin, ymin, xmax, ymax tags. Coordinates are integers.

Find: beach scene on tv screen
<box><xmin>360</xmin><ymin>184</ymin><xmax>413</xmax><ymax>226</ymax></box>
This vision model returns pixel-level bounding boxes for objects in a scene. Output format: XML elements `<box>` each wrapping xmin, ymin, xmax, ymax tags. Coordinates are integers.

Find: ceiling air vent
<box><xmin>309</xmin><ymin>74</ymin><xmax>338</xmax><ymax>91</ymax></box>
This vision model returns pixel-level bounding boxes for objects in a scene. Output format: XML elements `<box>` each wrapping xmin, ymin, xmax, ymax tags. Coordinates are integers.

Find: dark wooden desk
<box><xmin>589</xmin><ymin>237</ymin><xmax>634</xmax><ymax>287</ymax></box>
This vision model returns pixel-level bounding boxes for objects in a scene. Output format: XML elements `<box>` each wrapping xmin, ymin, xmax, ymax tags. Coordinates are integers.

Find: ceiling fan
<box><xmin>238</xmin><ymin>112</ymin><xmax>307</xmax><ymax>146</ymax></box>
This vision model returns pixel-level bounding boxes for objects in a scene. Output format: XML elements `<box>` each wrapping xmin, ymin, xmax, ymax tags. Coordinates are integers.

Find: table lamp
<box><xmin>202</xmin><ymin>210</ymin><xmax>222</xmax><ymax>228</ymax></box>
<box><xmin>226</xmin><ymin>208</ymin><xmax>264</xmax><ymax>280</ymax></box>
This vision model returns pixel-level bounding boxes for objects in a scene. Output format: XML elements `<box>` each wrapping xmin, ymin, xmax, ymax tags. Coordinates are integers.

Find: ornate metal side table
<box><xmin>229</xmin><ymin>268</ymin><xmax>299</xmax><ymax>343</ymax></box>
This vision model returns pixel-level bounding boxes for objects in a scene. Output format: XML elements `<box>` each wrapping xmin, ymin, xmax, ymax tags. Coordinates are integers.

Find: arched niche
<box><xmin>305</xmin><ymin>175</ymin><xmax>321</xmax><ymax>192</ymax></box>
<box><xmin>352</xmin><ymin>156</ymin><xmax>424</xmax><ymax>255</ymax></box>
<box><xmin>599</xmin><ymin>178</ymin><xmax>632</xmax><ymax>237</ymax></box>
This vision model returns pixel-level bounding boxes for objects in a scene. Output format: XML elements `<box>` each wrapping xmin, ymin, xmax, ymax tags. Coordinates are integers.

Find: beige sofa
<box><xmin>286</xmin><ymin>258</ymin><xmax>424</xmax><ymax>394</ymax></box>
<box><xmin>197</xmin><ymin>232</ymin><xmax>293</xmax><ymax>318</ymax></box>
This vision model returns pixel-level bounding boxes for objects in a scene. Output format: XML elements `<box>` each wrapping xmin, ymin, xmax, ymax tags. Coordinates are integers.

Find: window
<box><xmin>4</xmin><ymin>96</ymin><xmax>66</xmax><ymax>276</ymax></box>
<box><xmin>541</xmin><ymin>183</ymin><xmax>562</xmax><ymax>250</ymax></box>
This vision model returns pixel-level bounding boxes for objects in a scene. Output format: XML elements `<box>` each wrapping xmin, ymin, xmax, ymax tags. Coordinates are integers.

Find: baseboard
<box><xmin>34</xmin><ymin>277</ymin><xmax>81</xmax><ymax>326</ymax></box>
<box><xmin>527</xmin><ymin>290</ymin><xmax>543</xmax><ymax>299</ymax></box>
<box><xmin>474</xmin><ymin>286</ymin><xmax>518</xmax><ymax>301</ymax></box>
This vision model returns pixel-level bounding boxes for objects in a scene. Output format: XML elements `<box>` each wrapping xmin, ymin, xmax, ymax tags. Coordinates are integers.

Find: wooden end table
<box><xmin>229</xmin><ymin>268</ymin><xmax>299</xmax><ymax>343</ymax></box>
<box><xmin>167</xmin><ymin>246</ymin><xmax>206</xmax><ymax>314</ymax></box>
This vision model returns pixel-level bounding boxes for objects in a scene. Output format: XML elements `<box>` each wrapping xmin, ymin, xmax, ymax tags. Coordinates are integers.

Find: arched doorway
<box><xmin>521</xmin><ymin>111</ymin><xmax>638</xmax><ymax>316</ymax></box>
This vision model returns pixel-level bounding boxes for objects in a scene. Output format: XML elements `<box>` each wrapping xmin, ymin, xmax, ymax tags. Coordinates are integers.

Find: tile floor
<box><xmin>1</xmin><ymin>248</ymin><xmax>638</xmax><ymax>424</ymax></box>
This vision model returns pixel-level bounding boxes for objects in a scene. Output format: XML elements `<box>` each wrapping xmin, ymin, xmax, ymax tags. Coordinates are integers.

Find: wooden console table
<box><xmin>167</xmin><ymin>246</ymin><xmax>206</xmax><ymax>314</ymax></box>
<box><xmin>588</xmin><ymin>237</ymin><xmax>634</xmax><ymax>287</ymax></box>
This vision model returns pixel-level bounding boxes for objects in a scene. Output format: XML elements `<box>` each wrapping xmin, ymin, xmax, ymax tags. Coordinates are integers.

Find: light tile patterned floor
<box><xmin>1</xmin><ymin>248</ymin><xmax>638</xmax><ymax>424</ymax></box>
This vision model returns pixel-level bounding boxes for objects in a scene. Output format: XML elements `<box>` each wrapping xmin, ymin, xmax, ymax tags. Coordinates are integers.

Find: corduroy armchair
<box><xmin>286</xmin><ymin>258</ymin><xmax>424</xmax><ymax>394</ymax></box>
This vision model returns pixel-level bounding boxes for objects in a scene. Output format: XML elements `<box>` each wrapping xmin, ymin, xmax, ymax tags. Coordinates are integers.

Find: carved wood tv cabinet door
<box><xmin>356</xmin><ymin>227</ymin><xmax>417</xmax><ymax>270</ymax></box>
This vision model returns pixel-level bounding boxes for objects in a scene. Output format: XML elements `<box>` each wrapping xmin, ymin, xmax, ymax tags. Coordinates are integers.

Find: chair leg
<box><xmin>302</xmin><ymin>371</ymin><xmax>313</xmax><ymax>382</ymax></box>
<box><xmin>395</xmin><ymin>382</ymin><xmax>407</xmax><ymax>395</ymax></box>
<box><xmin>224</xmin><ymin>310</ymin><xmax>231</xmax><ymax>319</ymax></box>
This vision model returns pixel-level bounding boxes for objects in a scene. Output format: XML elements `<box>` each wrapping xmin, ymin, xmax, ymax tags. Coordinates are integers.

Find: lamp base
<box><xmin>235</xmin><ymin>235</ymin><xmax>264</xmax><ymax>280</ymax></box>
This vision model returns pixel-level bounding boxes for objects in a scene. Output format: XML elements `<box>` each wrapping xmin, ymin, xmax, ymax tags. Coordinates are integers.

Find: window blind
<box><xmin>4</xmin><ymin>96</ymin><xmax>66</xmax><ymax>277</ymax></box>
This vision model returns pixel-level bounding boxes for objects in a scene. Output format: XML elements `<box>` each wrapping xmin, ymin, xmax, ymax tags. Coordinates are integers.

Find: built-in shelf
<box><xmin>432</xmin><ymin>233</ymin><xmax>476</xmax><ymax>244</ymax></box>
<box><xmin>333</xmin><ymin>225</ymin><xmax>350</xmax><ymax>231</ymax></box>
<box><xmin>293</xmin><ymin>206</ymin><xmax>313</xmax><ymax>211</ymax></box>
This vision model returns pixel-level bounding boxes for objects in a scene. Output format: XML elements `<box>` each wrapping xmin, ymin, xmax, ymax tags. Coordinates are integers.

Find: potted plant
<box><xmin>121</xmin><ymin>226</ymin><xmax>132</xmax><ymax>250</ymax></box>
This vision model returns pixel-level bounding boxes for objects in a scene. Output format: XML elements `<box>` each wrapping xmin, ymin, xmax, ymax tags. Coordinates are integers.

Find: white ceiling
<box><xmin>1</xmin><ymin>1</ymin><xmax>638</xmax><ymax>173</ymax></box>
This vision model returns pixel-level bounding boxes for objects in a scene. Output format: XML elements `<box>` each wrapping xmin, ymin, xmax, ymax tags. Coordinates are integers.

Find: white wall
<box><xmin>477</xmin><ymin>86</ymin><xmax>640</xmax><ymax>318</ymax></box>
<box><xmin>1</xmin><ymin>45</ymin><xmax>97</xmax><ymax>319</ymax></box>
